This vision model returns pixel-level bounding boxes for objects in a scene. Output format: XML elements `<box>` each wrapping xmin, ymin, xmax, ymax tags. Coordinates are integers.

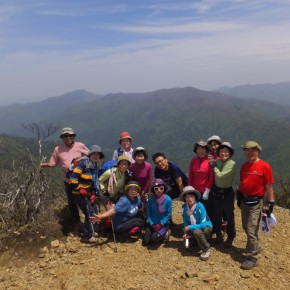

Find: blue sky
<box><xmin>1</xmin><ymin>0</ymin><xmax>290</xmax><ymax>105</ymax></box>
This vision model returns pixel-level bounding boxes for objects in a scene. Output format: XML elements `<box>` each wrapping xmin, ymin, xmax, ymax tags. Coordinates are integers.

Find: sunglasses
<box><xmin>154</xmin><ymin>186</ymin><xmax>165</xmax><ymax>191</ymax></box>
<box><xmin>62</xmin><ymin>134</ymin><xmax>75</xmax><ymax>138</ymax></box>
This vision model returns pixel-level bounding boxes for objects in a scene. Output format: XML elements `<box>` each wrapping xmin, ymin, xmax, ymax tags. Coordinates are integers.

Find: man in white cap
<box><xmin>238</xmin><ymin>141</ymin><xmax>275</xmax><ymax>270</ymax></box>
<box><xmin>40</xmin><ymin>127</ymin><xmax>89</xmax><ymax>223</ymax></box>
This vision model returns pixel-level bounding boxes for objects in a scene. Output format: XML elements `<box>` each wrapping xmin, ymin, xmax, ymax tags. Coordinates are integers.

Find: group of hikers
<box><xmin>40</xmin><ymin>127</ymin><xmax>275</xmax><ymax>270</ymax></box>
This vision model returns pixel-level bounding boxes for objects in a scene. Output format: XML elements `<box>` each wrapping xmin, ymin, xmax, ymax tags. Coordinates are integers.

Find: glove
<box><xmin>210</xmin><ymin>161</ymin><xmax>217</xmax><ymax>168</ymax></box>
<box><xmin>79</xmin><ymin>188</ymin><xmax>88</xmax><ymax>196</ymax></box>
<box><xmin>202</xmin><ymin>188</ymin><xmax>210</xmax><ymax>200</ymax></box>
<box><xmin>102</xmin><ymin>189</ymin><xmax>110</xmax><ymax>197</ymax></box>
<box><xmin>90</xmin><ymin>193</ymin><xmax>96</xmax><ymax>204</ymax></box>
<box><xmin>152</xmin><ymin>224</ymin><xmax>162</xmax><ymax>231</ymax></box>
<box><xmin>263</xmin><ymin>201</ymin><xmax>275</xmax><ymax>217</ymax></box>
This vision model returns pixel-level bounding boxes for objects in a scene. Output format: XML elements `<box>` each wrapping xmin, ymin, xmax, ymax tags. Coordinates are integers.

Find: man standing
<box><xmin>152</xmin><ymin>152</ymin><xmax>188</xmax><ymax>199</ymax></box>
<box><xmin>238</xmin><ymin>141</ymin><xmax>275</xmax><ymax>270</ymax></box>
<box><xmin>40</xmin><ymin>127</ymin><xmax>89</xmax><ymax>223</ymax></box>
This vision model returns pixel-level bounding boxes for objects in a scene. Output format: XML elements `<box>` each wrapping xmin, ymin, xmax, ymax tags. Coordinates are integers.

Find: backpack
<box><xmin>66</xmin><ymin>156</ymin><xmax>90</xmax><ymax>179</ymax></box>
<box><xmin>98</xmin><ymin>160</ymin><xmax>117</xmax><ymax>177</ymax></box>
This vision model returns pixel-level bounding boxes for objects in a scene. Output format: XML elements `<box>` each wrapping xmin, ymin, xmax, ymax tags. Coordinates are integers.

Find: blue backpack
<box><xmin>98</xmin><ymin>160</ymin><xmax>117</xmax><ymax>177</ymax></box>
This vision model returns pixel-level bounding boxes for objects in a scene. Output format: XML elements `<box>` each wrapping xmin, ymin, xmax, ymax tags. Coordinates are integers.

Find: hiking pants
<box><xmin>241</xmin><ymin>198</ymin><xmax>263</xmax><ymax>262</ymax></box>
<box><xmin>212</xmin><ymin>187</ymin><xmax>236</xmax><ymax>240</ymax></box>
<box><xmin>192</xmin><ymin>227</ymin><xmax>212</xmax><ymax>251</ymax></box>
<box><xmin>64</xmin><ymin>181</ymin><xmax>80</xmax><ymax>222</ymax></box>
<box><xmin>74</xmin><ymin>195</ymin><xmax>96</xmax><ymax>239</ymax></box>
<box><xmin>115</xmin><ymin>217</ymin><xmax>144</xmax><ymax>233</ymax></box>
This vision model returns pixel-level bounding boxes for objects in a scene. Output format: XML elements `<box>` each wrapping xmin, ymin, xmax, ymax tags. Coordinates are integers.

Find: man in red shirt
<box><xmin>238</xmin><ymin>141</ymin><xmax>275</xmax><ymax>270</ymax></box>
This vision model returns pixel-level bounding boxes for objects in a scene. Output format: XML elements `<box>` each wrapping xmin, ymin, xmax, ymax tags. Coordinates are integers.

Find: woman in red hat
<box><xmin>112</xmin><ymin>131</ymin><xmax>134</xmax><ymax>163</ymax></box>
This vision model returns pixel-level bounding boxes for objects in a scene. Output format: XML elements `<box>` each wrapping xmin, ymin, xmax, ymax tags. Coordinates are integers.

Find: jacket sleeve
<box><xmin>145</xmin><ymin>163</ymin><xmax>153</xmax><ymax>192</ymax></box>
<box><xmin>146</xmin><ymin>197</ymin><xmax>154</xmax><ymax>225</ymax></box>
<box><xmin>160</xmin><ymin>197</ymin><xmax>172</xmax><ymax>226</ymax></box>
<box><xmin>70</xmin><ymin>160</ymin><xmax>86</xmax><ymax>189</ymax></box>
<box><xmin>188</xmin><ymin>159</ymin><xmax>194</xmax><ymax>187</ymax></box>
<box><xmin>182</xmin><ymin>204</ymin><xmax>190</xmax><ymax>228</ymax></box>
<box><xmin>98</xmin><ymin>169</ymin><xmax>111</xmax><ymax>191</ymax></box>
<box><xmin>206</xmin><ymin>166</ymin><xmax>215</xmax><ymax>189</ymax></box>
<box><xmin>214</xmin><ymin>161</ymin><xmax>236</xmax><ymax>180</ymax></box>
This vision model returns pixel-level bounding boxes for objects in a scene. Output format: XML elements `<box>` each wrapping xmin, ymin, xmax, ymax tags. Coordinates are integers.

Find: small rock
<box><xmin>254</xmin><ymin>273</ymin><xmax>261</xmax><ymax>278</ymax></box>
<box><xmin>240</xmin><ymin>273</ymin><xmax>251</xmax><ymax>279</ymax></box>
<box><xmin>66</xmin><ymin>243</ymin><xmax>78</xmax><ymax>253</ymax></box>
<box><xmin>203</xmin><ymin>274</ymin><xmax>219</xmax><ymax>283</ymax></box>
<box><xmin>185</xmin><ymin>271</ymin><xmax>198</xmax><ymax>278</ymax></box>
<box><xmin>51</xmin><ymin>239</ymin><xmax>60</xmax><ymax>248</ymax></box>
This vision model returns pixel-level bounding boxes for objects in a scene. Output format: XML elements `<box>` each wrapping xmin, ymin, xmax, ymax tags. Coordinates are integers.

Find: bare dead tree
<box><xmin>0</xmin><ymin>122</ymin><xmax>61</xmax><ymax>231</ymax></box>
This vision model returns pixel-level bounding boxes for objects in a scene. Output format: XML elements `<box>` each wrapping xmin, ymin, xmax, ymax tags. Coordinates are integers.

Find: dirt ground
<box><xmin>0</xmin><ymin>201</ymin><xmax>290</xmax><ymax>290</ymax></box>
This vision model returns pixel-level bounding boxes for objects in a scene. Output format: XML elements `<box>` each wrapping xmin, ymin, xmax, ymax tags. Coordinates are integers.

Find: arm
<box><xmin>70</xmin><ymin>160</ymin><xmax>86</xmax><ymax>189</ymax></box>
<box><xmin>175</xmin><ymin>177</ymin><xmax>184</xmax><ymax>194</ymax></box>
<box><xmin>98</xmin><ymin>169</ymin><xmax>111</xmax><ymax>191</ymax></box>
<box><xmin>40</xmin><ymin>162</ymin><xmax>57</xmax><ymax>168</ymax></box>
<box><xmin>214</xmin><ymin>161</ymin><xmax>236</xmax><ymax>180</ymax></box>
<box><xmin>160</xmin><ymin>197</ymin><xmax>172</xmax><ymax>226</ymax></box>
<box><xmin>206</xmin><ymin>166</ymin><xmax>215</xmax><ymax>190</ymax></box>
<box><xmin>188</xmin><ymin>159</ymin><xmax>194</xmax><ymax>186</ymax></box>
<box><xmin>90</xmin><ymin>208</ymin><xmax>116</xmax><ymax>223</ymax></box>
<box><xmin>144</xmin><ymin>163</ymin><xmax>153</xmax><ymax>193</ymax></box>
<box><xmin>265</xmin><ymin>184</ymin><xmax>274</xmax><ymax>201</ymax></box>
<box><xmin>146</xmin><ymin>198</ymin><xmax>154</xmax><ymax>225</ymax></box>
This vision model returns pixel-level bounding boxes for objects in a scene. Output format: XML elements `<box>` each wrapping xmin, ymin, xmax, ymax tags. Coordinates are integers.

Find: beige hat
<box><xmin>241</xmin><ymin>141</ymin><xmax>262</xmax><ymax>152</ymax></box>
<box><xmin>179</xmin><ymin>186</ymin><xmax>201</xmax><ymax>202</ymax></box>
<box><xmin>60</xmin><ymin>127</ymin><xmax>76</xmax><ymax>138</ymax></box>
<box><xmin>117</xmin><ymin>155</ymin><xmax>131</xmax><ymax>166</ymax></box>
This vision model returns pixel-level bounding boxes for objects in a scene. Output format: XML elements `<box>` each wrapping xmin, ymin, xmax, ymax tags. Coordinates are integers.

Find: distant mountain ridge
<box><xmin>216</xmin><ymin>81</ymin><xmax>290</xmax><ymax>106</ymax></box>
<box><xmin>0</xmin><ymin>90</ymin><xmax>103</xmax><ymax>134</ymax></box>
<box><xmin>0</xmin><ymin>86</ymin><xmax>290</xmax><ymax>175</ymax></box>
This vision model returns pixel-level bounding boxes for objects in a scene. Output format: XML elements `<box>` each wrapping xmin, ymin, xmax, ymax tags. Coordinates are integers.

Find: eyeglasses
<box><xmin>154</xmin><ymin>158</ymin><xmax>165</xmax><ymax>165</ymax></box>
<box><xmin>154</xmin><ymin>186</ymin><xmax>165</xmax><ymax>191</ymax></box>
<box><xmin>62</xmin><ymin>134</ymin><xmax>74</xmax><ymax>138</ymax></box>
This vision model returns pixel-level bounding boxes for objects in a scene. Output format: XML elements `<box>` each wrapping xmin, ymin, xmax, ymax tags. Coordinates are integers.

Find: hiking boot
<box><xmin>81</xmin><ymin>236</ymin><xmax>98</xmax><ymax>244</ymax></box>
<box><xmin>200</xmin><ymin>248</ymin><xmax>211</xmax><ymax>261</ymax></box>
<box><xmin>241</xmin><ymin>259</ymin><xmax>257</xmax><ymax>270</ymax></box>
<box><xmin>224</xmin><ymin>238</ymin><xmax>234</xmax><ymax>248</ymax></box>
<box><xmin>164</xmin><ymin>229</ymin><xmax>171</xmax><ymax>244</ymax></box>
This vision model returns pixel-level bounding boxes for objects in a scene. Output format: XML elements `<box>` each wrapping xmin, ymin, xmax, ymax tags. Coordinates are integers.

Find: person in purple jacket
<box><xmin>129</xmin><ymin>147</ymin><xmax>153</xmax><ymax>203</ymax></box>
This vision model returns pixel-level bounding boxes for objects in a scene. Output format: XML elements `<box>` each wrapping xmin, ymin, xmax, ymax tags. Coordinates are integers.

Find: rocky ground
<box><xmin>0</xmin><ymin>201</ymin><xmax>290</xmax><ymax>290</ymax></box>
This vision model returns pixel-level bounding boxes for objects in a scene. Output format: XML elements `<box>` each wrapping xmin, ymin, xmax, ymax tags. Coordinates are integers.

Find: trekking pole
<box><xmin>107</xmin><ymin>197</ymin><xmax>117</xmax><ymax>252</ymax></box>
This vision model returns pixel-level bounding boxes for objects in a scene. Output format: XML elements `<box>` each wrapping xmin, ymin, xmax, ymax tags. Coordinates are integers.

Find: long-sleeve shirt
<box><xmin>49</xmin><ymin>141</ymin><xmax>89</xmax><ymax>182</ymax></box>
<box><xmin>182</xmin><ymin>202</ymin><xmax>212</xmax><ymax>231</ymax></box>
<box><xmin>70</xmin><ymin>157</ymin><xmax>98</xmax><ymax>191</ymax></box>
<box><xmin>129</xmin><ymin>161</ymin><xmax>153</xmax><ymax>192</ymax></box>
<box><xmin>99</xmin><ymin>168</ymin><xmax>127</xmax><ymax>199</ymax></box>
<box><xmin>188</xmin><ymin>156</ymin><xmax>214</xmax><ymax>193</ymax></box>
<box><xmin>214</xmin><ymin>159</ymin><xmax>236</xmax><ymax>188</ymax></box>
<box><xmin>146</xmin><ymin>194</ymin><xmax>172</xmax><ymax>226</ymax></box>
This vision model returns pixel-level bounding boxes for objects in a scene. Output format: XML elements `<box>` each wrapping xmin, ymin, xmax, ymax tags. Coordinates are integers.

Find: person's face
<box><xmin>90</xmin><ymin>152</ymin><xmax>100</xmax><ymax>163</ymax></box>
<box><xmin>244</xmin><ymin>148</ymin><xmax>260</xmax><ymax>163</ymax></box>
<box><xmin>127</xmin><ymin>186</ymin><xmax>139</xmax><ymax>200</ymax></box>
<box><xmin>219</xmin><ymin>147</ymin><xmax>230</xmax><ymax>162</ymax></box>
<box><xmin>196</xmin><ymin>146</ymin><xmax>206</xmax><ymax>158</ymax></box>
<box><xmin>153</xmin><ymin>185</ymin><xmax>165</xmax><ymax>198</ymax></box>
<box><xmin>120</xmin><ymin>138</ymin><xmax>131</xmax><ymax>150</ymax></box>
<box><xmin>208</xmin><ymin>141</ymin><xmax>220</xmax><ymax>153</ymax></box>
<box><xmin>62</xmin><ymin>134</ymin><xmax>75</xmax><ymax>147</ymax></box>
<box><xmin>135</xmin><ymin>153</ymin><xmax>145</xmax><ymax>164</ymax></box>
<box><xmin>185</xmin><ymin>194</ymin><xmax>196</xmax><ymax>207</ymax></box>
<box><xmin>118</xmin><ymin>160</ymin><xmax>130</xmax><ymax>172</ymax></box>
<box><xmin>154</xmin><ymin>156</ymin><xmax>168</xmax><ymax>171</ymax></box>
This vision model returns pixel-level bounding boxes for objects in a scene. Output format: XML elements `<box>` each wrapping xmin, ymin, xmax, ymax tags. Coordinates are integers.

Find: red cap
<box><xmin>119</xmin><ymin>132</ymin><xmax>132</xmax><ymax>144</ymax></box>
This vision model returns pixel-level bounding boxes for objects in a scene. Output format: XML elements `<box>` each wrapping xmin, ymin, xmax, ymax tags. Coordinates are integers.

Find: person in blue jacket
<box><xmin>143</xmin><ymin>179</ymin><xmax>172</xmax><ymax>245</ymax></box>
<box><xmin>90</xmin><ymin>181</ymin><xmax>144</xmax><ymax>237</ymax></box>
<box><xmin>181</xmin><ymin>186</ymin><xmax>212</xmax><ymax>261</ymax></box>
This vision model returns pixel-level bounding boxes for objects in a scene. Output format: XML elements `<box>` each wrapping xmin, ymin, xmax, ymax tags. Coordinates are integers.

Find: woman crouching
<box><xmin>181</xmin><ymin>186</ymin><xmax>212</xmax><ymax>261</ymax></box>
<box><xmin>143</xmin><ymin>179</ymin><xmax>172</xmax><ymax>246</ymax></box>
<box><xmin>90</xmin><ymin>181</ymin><xmax>144</xmax><ymax>238</ymax></box>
